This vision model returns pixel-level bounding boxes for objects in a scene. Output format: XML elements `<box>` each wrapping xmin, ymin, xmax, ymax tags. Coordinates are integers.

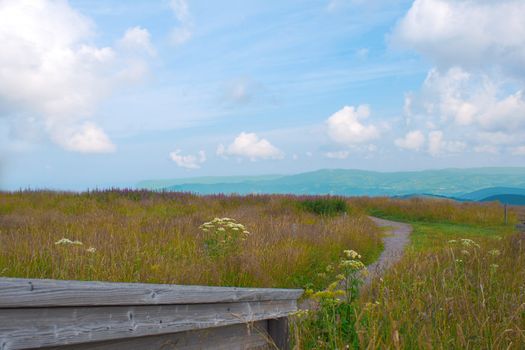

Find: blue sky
<box><xmin>1</xmin><ymin>0</ymin><xmax>525</xmax><ymax>190</ymax></box>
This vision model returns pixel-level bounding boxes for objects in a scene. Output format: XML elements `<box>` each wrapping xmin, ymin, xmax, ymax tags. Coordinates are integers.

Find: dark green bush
<box><xmin>299</xmin><ymin>197</ymin><xmax>348</xmax><ymax>216</ymax></box>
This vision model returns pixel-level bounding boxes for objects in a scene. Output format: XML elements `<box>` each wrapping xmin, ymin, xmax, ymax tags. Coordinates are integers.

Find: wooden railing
<box><xmin>0</xmin><ymin>277</ymin><xmax>303</xmax><ymax>349</ymax></box>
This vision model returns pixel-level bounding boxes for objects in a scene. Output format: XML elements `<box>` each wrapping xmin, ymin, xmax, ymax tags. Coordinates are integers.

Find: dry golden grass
<box><xmin>0</xmin><ymin>190</ymin><xmax>382</xmax><ymax>289</ymax></box>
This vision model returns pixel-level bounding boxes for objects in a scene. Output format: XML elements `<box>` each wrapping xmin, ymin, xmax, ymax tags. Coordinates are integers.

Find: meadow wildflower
<box><xmin>344</xmin><ymin>249</ymin><xmax>361</xmax><ymax>259</ymax></box>
<box><xmin>339</xmin><ymin>259</ymin><xmax>366</xmax><ymax>271</ymax></box>
<box><xmin>460</xmin><ymin>238</ymin><xmax>480</xmax><ymax>248</ymax></box>
<box><xmin>54</xmin><ymin>238</ymin><xmax>83</xmax><ymax>246</ymax></box>
<box><xmin>86</xmin><ymin>247</ymin><xmax>96</xmax><ymax>253</ymax></box>
<box><xmin>488</xmin><ymin>249</ymin><xmax>501</xmax><ymax>257</ymax></box>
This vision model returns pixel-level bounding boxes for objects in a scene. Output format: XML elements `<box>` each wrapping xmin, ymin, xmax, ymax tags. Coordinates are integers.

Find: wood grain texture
<box><xmin>0</xmin><ymin>300</ymin><xmax>296</xmax><ymax>350</ymax></box>
<box><xmin>0</xmin><ymin>278</ymin><xmax>303</xmax><ymax>308</ymax></box>
<box><xmin>41</xmin><ymin>321</ymin><xmax>270</xmax><ymax>350</ymax></box>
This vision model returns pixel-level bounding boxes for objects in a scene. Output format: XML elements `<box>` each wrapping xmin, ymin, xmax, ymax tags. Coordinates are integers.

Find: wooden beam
<box><xmin>41</xmin><ymin>321</ymin><xmax>269</xmax><ymax>350</ymax></box>
<box><xmin>0</xmin><ymin>278</ymin><xmax>303</xmax><ymax>308</ymax></box>
<box><xmin>0</xmin><ymin>300</ymin><xmax>296</xmax><ymax>349</ymax></box>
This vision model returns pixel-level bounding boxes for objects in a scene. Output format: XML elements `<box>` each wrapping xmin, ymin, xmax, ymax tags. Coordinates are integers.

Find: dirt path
<box><xmin>363</xmin><ymin>217</ymin><xmax>412</xmax><ymax>285</ymax></box>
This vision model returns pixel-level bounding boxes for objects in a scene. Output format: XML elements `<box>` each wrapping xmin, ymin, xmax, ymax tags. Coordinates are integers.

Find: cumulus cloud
<box><xmin>406</xmin><ymin>68</ymin><xmax>525</xmax><ymax>153</ymax></box>
<box><xmin>0</xmin><ymin>0</ymin><xmax>153</xmax><ymax>153</ymax></box>
<box><xmin>427</xmin><ymin>130</ymin><xmax>465</xmax><ymax>157</ymax></box>
<box><xmin>395</xmin><ymin>130</ymin><xmax>425</xmax><ymax>151</ymax></box>
<box><xmin>393</xmin><ymin>0</ymin><xmax>525</xmax><ymax>156</ymax></box>
<box><xmin>54</xmin><ymin>123</ymin><xmax>116</xmax><ymax>153</ymax></box>
<box><xmin>217</xmin><ymin>132</ymin><xmax>284</xmax><ymax>161</ymax></box>
<box><xmin>326</xmin><ymin>105</ymin><xmax>379</xmax><ymax>146</ymax></box>
<box><xmin>169</xmin><ymin>149</ymin><xmax>206</xmax><ymax>169</ymax></box>
<box><xmin>118</xmin><ymin>26</ymin><xmax>155</xmax><ymax>56</ymax></box>
<box><xmin>391</xmin><ymin>0</ymin><xmax>525</xmax><ymax>77</ymax></box>
<box><xmin>169</xmin><ymin>0</ymin><xmax>192</xmax><ymax>46</ymax></box>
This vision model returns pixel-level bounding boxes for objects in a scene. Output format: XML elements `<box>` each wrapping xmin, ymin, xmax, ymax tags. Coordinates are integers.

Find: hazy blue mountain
<box><xmin>139</xmin><ymin>167</ymin><xmax>525</xmax><ymax>198</ymax></box>
<box><xmin>480</xmin><ymin>194</ymin><xmax>525</xmax><ymax>205</ymax></box>
<box><xmin>459</xmin><ymin>187</ymin><xmax>525</xmax><ymax>201</ymax></box>
<box><xmin>137</xmin><ymin>175</ymin><xmax>283</xmax><ymax>190</ymax></box>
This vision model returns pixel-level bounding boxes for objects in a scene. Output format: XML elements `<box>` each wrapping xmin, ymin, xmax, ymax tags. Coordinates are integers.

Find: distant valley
<box><xmin>137</xmin><ymin>167</ymin><xmax>525</xmax><ymax>205</ymax></box>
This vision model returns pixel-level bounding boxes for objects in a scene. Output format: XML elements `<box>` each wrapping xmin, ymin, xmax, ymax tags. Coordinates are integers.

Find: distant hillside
<box><xmin>480</xmin><ymin>194</ymin><xmax>525</xmax><ymax>205</ymax></box>
<box><xmin>137</xmin><ymin>175</ymin><xmax>283</xmax><ymax>190</ymax></box>
<box><xmin>139</xmin><ymin>167</ymin><xmax>525</xmax><ymax>197</ymax></box>
<box><xmin>459</xmin><ymin>187</ymin><xmax>525</xmax><ymax>201</ymax></box>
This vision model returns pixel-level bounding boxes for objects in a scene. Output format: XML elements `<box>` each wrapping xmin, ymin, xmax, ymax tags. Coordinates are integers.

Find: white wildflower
<box><xmin>55</xmin><ymin>238</ymin><xmax>83</xmax><ymax>246</ymax></box>
<box><xmin>488</xmin><ymin>249</ymin><xmax>501</xmax><ymax>257</ymax></box>
<box><xmin>460</xmin><ymin>239</ymin><xmax>480</xmax><ymax>248</ymax></box>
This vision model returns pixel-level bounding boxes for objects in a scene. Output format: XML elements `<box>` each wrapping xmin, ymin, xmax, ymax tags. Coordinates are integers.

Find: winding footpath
<box><xmin>363</xmin><ymin>217</ymin><xmax>412</xmax><ymax>285</ymax></box>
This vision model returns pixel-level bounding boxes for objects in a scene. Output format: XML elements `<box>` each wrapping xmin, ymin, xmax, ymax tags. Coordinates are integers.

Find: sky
<box><xmin>1</xmin><ymin>0</ymin><xmax>525</xmax><ymax>190</ymax></box>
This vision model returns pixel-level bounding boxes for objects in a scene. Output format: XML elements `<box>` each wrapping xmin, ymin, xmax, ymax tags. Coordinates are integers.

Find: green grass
<box><xmin>409</xmin><ymin>222</ymin><xmax>514</xmax><ymax>251</ymax></box>
<box><xmin>292</xmin><ymin>197</ymin><xmax>525</xmax><ymax>349</ymax></box>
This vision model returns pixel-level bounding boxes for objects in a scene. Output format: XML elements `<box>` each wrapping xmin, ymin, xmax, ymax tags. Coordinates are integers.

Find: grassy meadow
<box><xmin>1</xmin><ymin>191</ymin><xmax>524</xmax><ymax>348</ymax></box>
<box><xmin>292</xmin><ymin>197</ymin><xmax>524</xmax><ymax>349</ymax></box>
<box><xmin>0</xmin><ymin>190</ymin><xmax>381</xmax><ymax>290</ymax></box>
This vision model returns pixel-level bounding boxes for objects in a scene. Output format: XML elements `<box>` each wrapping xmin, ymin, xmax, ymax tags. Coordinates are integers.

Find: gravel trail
<box><xmin>363</xmin><ymin>216</ymin><xmax>412</xmax><ymax>285</ymax></box>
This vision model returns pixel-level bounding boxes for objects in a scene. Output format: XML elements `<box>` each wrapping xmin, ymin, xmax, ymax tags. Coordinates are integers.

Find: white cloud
<box><xmin>118</xmin><ymin>26</ymin><xmax>155</xmax><ymax>56</ymax></box>
<box><xmin>0</xmin><ymin>0</ymin><xmax>153</xmax><ymax>153</ymax></box>
<box><xmin>57</xmin><ymin>123</ymin><xmax>116</xmax><ymax>153</ymax></box>
<box><xmin>169</xmin><ymin>0</ymin><xmax>192</xmax><ymax>46</ymax></box>
<box><xmin>427</xmin><ymin>130</ymin><xmax>465</xmax><ymax>157</ymax></box>
<box><xmin>170</xmin><ymin>0</ymin><xmax>190</xmax><ymax>23</ymax></box>
<box><xmin>217</xmin><ymin>132</ymin><xmax>284</xmax><ymax>161</ymax></box>
<box><xmin>391</xmin><ymin>0</ymin><xmax>525</xmax><ymax>77</ymax></box>
<box><xmin>395</xmin><ymin>130</ymin><xmax>425</xmax><ymax>151</ymax></box>
<box><xmin>404</xmin><ymin>66</ymin><xmax>525</xmax><ymax>155</ymax></box>
<box><xmin>326</xmin><ymin>105</ymin><xmax>379</xmax><ymax>146</ymax></box>
<box><xmin>169</xmin><ymin>149</ymin><xmax>206</xmax><ymax>169</ymax></box>
<box><xmin>325</xmin><ymin>150</ymin><xmax>351</xmax><ymax>159</ymax></box>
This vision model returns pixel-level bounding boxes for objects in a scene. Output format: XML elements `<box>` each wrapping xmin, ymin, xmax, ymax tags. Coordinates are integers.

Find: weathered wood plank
<box><xmin>42</xmin><ymin>321</ymin><xmax>270</xmax><ymax>350</ymax></box>
<box><xmin>0</xmin><ymin>278</ymin><xmax>303</xmax><ymax>308</ymax></box>
<box><xmin>268</xmin><ymin>317</ymin><xmax>289</xmax><ymax>350</ymax></box>
<box><xmin>0</xmin><ymin>300</ymin><xmax>296</xmax><ymax>349</ymax></box>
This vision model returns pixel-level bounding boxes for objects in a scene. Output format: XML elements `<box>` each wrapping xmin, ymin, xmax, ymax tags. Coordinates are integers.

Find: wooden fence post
<box><xmin>268</xmin><ymin>317</ymin><xmax>289</xmax><ymax>350</ymax></box>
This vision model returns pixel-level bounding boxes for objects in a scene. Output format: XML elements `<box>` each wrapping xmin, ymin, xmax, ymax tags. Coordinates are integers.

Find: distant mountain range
<box><xmin>137</xmin><ymin>167</ymin><xmax>525</xmax><ymax>205</ymax></box>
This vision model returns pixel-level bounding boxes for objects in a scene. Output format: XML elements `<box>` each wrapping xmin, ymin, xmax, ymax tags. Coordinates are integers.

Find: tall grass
<box><xmin>292</xmin><ymin>197</ymin><xmax>524</xmax><ymax>349</ymax></box>
<box><xmin>351</xmin><ymin>196</ymin><xmax>512</xmax><ymax>226</ymax></box>
<box><xmin>0</xmin><ymin>191</ymin><xmax>381</xmax><ymax>289</ymax></box>
<box><xmin>358</xmin><ymin>234</ymin><xmax>525</xmax><ymax>349</ymax></box>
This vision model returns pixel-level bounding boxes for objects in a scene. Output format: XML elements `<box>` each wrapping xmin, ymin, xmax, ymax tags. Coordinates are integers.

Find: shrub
<box><xmin>300</xmin><ymin>197</ymin><xmax>348</xmax><ymax>216</ymax></box>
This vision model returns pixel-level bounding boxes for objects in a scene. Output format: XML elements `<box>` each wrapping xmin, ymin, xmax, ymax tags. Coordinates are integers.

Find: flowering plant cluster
<box><xmin>54</xmin><ymin>238</ymin><xmax>96</xmax><ymax>253</ymax></box>
<box><xmin>307</xmin><ymin>249</ymin><xmax>368</xmax><ymax>306</ymax></box>
<box><xmin>199</xmin><ymin>217</ymin><xmax>250</xmax><ymax>257</ymax></box>
<box><xmin>296</xmin><ymin>249</ymin><xmax>368</xmax><ymax>348</ymax></box>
